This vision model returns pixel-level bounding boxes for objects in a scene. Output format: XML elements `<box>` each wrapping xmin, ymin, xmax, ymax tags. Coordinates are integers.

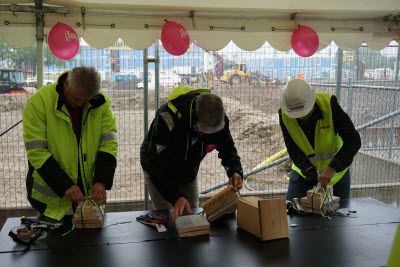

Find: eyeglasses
<box><xmin>193</xmin><ymin>120</ymin><xmax>225</xmax><ymax>134</ymax></box>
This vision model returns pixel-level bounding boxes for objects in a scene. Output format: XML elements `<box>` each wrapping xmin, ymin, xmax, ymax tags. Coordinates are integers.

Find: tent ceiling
<box><xmin>0</xmin><ymin>0</ymin><xmax>399</xmax><ymax>51</ymax></box>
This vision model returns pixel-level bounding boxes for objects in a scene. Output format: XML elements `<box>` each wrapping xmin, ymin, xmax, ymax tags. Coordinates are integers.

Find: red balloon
<box><xmin>291</xmin><ymin>25</ymin><xmax>319</xmax><ymax>57</ymax></box>
<box><xmin>48</xmin><ymin>23</ymin><xmax>80</xmax><ymax>60</ymax></box>
<box><xmin>161</xmin><ymin>21</ymin><xmax>190</xmax><ymax>56</ymax></box>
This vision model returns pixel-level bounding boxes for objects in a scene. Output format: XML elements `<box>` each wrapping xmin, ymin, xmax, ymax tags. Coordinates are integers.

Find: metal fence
<box><xmin>1</xmin><ymin>36</ymin><xmax>399</xmax><ymax>212</ymax></box>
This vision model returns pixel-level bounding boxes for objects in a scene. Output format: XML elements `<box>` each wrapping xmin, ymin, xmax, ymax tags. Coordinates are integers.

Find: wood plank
<box><xmin>207</xmin><ymin>201</ymin><xmax>237</xmax><ymax>223</ymax></box>
<box><xmin>74</xmin><ymin>222</ymin><xmax>103</xmax><ymax>228</ymax></box>
<box><xmin>301</xmin><ymin>196</ymin><xmax>340</xmax><ymax>207</ymax></box>
<box><xmin>178</xmin><ymin>229</ymin><xmax>210</xmax><ymax>237</ymax></box>
<box><xmin>175</xmin><ymin>215</ymin><xmax>210</xmax><ymax>234</ymax></box>
<box><xmin>237</xmin><ymin>197</ymin><xmax>261</xmax><ymax>238</ymax></box>
<box><xmin>258</xmin><ymin>198</ymin><xmax>289</xmax><ymax>241</ymax></box>
<box><xmin>303</xmin><ymin>203</ymin><xmax>340</xmax><ymax>214</ymax></box>
<box><xmin>201</xmin><ymin>186</ymin><xmax>238</xmax><ymax>215</ymax></box>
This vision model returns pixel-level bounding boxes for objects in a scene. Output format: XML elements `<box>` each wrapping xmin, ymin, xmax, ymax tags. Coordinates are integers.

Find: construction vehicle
<box><xmin>193</xmin><ymin>41</ymin><xmax>235</xmax><ymax>81</ymax></box>
<box><xmin>0</xmin><ymin>69</ymin><xmax>25</xmax><ymax>93</ymax></box>
<box><xmin>220</xmin><ymin>63</ymin><xmax>259</xmax><ymax>85</ymax></box>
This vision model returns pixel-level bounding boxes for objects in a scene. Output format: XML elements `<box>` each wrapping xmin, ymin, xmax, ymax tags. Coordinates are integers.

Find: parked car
<box><xmin>137</xmin><ymin>71</ymin><xmax>181</xmax><ymax>89</ymax></box>
<box><xmin>25</xmin><ymin>76</ymin><xmax>55</xmax><ymax>87</ymax></box>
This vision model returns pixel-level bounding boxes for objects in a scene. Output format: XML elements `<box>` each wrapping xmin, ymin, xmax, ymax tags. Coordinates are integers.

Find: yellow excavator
<box><xmin>220</xmin><ymin>63</ymin><xmax>259</xmax><ymax>85</ymax></box>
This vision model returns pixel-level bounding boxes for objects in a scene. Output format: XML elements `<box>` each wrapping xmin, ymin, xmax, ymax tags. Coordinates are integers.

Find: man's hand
<box><xmin>172</xmin><ymin>197</ymin><xmax>192</xmax><ymax>222</ymax></box>
<box><xmin>91</xmin><ymin>183</ymin><xmax>107</xmax><ymax>205</ymax></box>
<box><xmin>304</xmin><ymin>167</ymin><xmax>318</xmax><ymax>186</ymax></box>
<box><xmin>318</xmin><ymin>166</ymin><xmax>336</xmax><ymax>187</ymax></box>
<box><xmin>229</xmin><ymin>173</ymin><xmax>243</xmax><ymax>192</ymax></box>
<box><xmin>65</xmin><ymin>185</ymin><xmax>85</xmax><ymax>202</ymax></box>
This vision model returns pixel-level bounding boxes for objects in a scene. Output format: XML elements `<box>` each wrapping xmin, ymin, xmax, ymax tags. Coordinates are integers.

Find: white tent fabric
<box><xmin>0</xmin><ymin>0</ymin><xmax>399</xmax><ymax>51</ymax></box>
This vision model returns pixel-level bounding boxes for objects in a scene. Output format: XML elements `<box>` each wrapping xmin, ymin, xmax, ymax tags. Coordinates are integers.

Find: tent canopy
<box><xmin>0</xmin><ymin>0</ymin><xmax>399</xmax><ymax>51</ymax></box>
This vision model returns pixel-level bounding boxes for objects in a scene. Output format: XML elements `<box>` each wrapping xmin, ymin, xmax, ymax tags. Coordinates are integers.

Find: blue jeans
<box><xmin>286</xmin><ymin>169</ymin><xmax>351</xmax><ymax>203</ymax></box>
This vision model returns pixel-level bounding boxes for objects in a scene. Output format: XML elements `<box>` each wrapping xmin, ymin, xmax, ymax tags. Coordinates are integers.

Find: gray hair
<box><xmin>195</xmin><ymin>93</ymin><xmax>225</xmax><ymax>127</ymax></box>
<box><xmin>67</xmin><ymin>66</ymin><xmax>100</xmax><ymax>96</ymax></box>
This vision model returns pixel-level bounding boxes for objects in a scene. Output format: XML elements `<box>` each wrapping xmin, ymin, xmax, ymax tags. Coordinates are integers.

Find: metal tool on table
<box><xmin>286</xmin><ymin>198</ymin><xmax>312</xmax><ymax>215</ymax></box>
<box><xmin>8</xmin><ymin>216</ymin><xmax>63</xmax><ymax>247</ymax></box>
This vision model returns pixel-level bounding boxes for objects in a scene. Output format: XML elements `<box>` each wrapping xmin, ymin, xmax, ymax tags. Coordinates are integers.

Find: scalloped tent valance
<box><xmin>0</xmin><ymin>0</ymin><xmax>399</xmax><ymax>51</ymax></box>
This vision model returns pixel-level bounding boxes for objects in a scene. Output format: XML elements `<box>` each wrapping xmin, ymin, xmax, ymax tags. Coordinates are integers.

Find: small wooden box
<box><xmin>72</xmin><ymin>200</ymin><xmax>104</xmax><ymax>229</ymax></box>
<box><xmin>237</xmin><ymin>197</ymin><xmax>289</xmax><ymax>241</ymax></box>
<box><xmin>175</xmin><ymin>215</ymin><xmax>210</xmax><ymax>237</ymax></box>
<box><xmin>201</xmin><ymin>186</ymin><xmax>238</xmax><ymax>223</ymax></box>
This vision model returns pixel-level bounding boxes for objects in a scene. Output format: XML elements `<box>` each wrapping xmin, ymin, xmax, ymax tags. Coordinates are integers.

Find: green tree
<box><xmin>342</xmin><ymin>46</ymin><xmax>395</xmax><ymax>70</ymax></box>
<box><xmin>0</xmin><ymin>37</ymin><xmax>80</xmax><ymax>75</ymax></box>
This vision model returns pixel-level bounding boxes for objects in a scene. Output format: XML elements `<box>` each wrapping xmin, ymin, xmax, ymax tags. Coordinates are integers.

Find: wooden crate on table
<box><xmin>237</xmin><ymin>197</ymin><xmax>289</xmax><ymax>241</ymax></box>
<box><xmin>72</xmin><ymin>199</ymin><xmax>104</xmax><ymax>229</ymax></box>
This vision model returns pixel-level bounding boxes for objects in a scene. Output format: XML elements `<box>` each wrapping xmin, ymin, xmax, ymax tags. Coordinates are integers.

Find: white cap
<box><xmin>281</xmin><ymin>79</ymin><xmax>316</xmax><ymax>119</ymax></box>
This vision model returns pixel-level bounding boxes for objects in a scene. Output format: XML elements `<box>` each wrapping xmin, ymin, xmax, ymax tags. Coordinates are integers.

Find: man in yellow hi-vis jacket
<box><xmin>23</xmin><ymin>67</ymin><xmax>118</xmax><ymax>221</ymax></box>
<box><xmin>278</xmin><ymin>79</ymin><xmax>361</xmax><ymax>202</ymax></box>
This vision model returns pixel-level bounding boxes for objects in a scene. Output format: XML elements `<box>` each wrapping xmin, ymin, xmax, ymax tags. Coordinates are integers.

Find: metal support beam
<box><xmin>155</xmin><ymin>40</ymin><xmax>160</xmax><ymax>111</ymax></box>
<box><xmin>388</xmin><ymin>43</ymin><xmax>400</xmax><ymax>159</ymax></box>
<box><xmin>35</xmin><ymin>0</ymin><xmax>43</xmax><ymax>89</ymax></box>
<box><xmin>347</xmin><ymin>78</ymin><xmax>353</xmax><ymax>119</ymax></box>
<box><xmin>335</xmin><ymin>48</ymin><xmax>343</xmax><ymax>102</ymax></box>
<box><xmin>143</xmin><ymin>48</ymin><xmax>149</xmax><ymax>210</ymax></box>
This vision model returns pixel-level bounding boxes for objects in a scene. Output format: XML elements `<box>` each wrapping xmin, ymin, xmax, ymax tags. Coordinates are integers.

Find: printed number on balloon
<box><xmin>48</xmin><ymin>23</ymin><xmax>80</xmax><ymax>60</ymax></box>
<box><xmin>161</xmin><ymin>21</ymin><xmax>190</xmax><ymax>56</ymax></box>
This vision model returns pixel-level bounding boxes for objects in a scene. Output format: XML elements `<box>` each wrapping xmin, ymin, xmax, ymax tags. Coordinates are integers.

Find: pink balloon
<box><xmin>161</xmin><ymin>21</ymin><xmax>190</xmax><ymax>56</ymax></box>
<box><xmin>48</xmin><ymin>23</ymin><xmax>79</xmax><ymax>60</ymax></box>
<box><xmin>291</xmin><ymin>25</ymin><xmax>319</xmax><ymax>57</ymax></box>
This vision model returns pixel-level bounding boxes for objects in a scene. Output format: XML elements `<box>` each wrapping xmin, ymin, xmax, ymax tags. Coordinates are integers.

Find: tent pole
<box><xmin>335</xmin><ymin>48</ymin><xmax>343</xmax><ymax>102</ymax></box>
<box><xmin>155</xmin><ymin>40</ymin><xmax>160</xmax><ymax>111</ymax></box>
<box><xmin>388</xmin><ymin>43</ymin><xmax>400</xmax><ymax>159</ymax></box>
<box><xmin>143</xmin><ymin>48</ymin><xmax>149</xmax><ymax>210</ymax></box>
<box><xmin>35</xmin><ymin>0</ymin><xmax>44</xmax><ymax>89</ymax></box>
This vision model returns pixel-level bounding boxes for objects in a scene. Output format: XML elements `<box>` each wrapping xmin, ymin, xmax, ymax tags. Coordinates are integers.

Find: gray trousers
<box><xmin>143</xmin><ymin>170</ymin><xmax>199</xmax><ymax>210</ymax></box>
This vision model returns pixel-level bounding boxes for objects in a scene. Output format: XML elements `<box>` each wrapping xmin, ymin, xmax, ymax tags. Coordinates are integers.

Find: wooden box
<box><xmin>72</xmin><ymin>199</ymin><xmax>104</xmax><ymax>229</ymax></box>
<box><xmin>302</xmin><ymin>185</ymin><xmax>339</xmax><ymax>215</ymax></box>
<box><xmin>175</xmin><ymin>215</ymin><xmax>210</xmax><ymax>237</ymax></box>
<box><xmin>237</xmin><ymin>197</ymin><xmax>289</xmax><ymax>241</ymax></box>
<box><xmin>201</xmin><ymin>186</ymin><xmax>238</xmax><ymax>222</ymax></box>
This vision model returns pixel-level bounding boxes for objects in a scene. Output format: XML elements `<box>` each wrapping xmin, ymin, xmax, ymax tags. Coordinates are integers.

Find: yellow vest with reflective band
<box><xmin>167</xmin><ymin>86</ymin><xmax>211</xmax><ymax>127</ymax></box>
<box><xmin>387</xmin><ymin>223</ymin><xmax>400</xmax><ymax>267</ymax></box>
<box><xmin>23</xmin><ymin>71</ymin><xmax>118</xmax><ymax>221</ymax></box>
<box><xmin>282</xmin><ymin>93</ymin><xmax>348</xmax><ymax>185</ymax></box>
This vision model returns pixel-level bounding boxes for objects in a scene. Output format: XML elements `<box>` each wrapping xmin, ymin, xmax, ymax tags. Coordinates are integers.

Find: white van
<box><xmin>137</xmin><ymin>70</ymin><xmax>180</xmax><ymax>89</ymax></box>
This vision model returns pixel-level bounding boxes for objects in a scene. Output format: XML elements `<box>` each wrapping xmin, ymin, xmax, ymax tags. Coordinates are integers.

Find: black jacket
<box><xmin>140</xmin><ymin>93</ymin><xmax>243</xmax><ymax>205</ymax></box>
<box><xmin>278</xmin><ymin>95</ymin><xmax>361</xmax><ymax>174</ymax></box>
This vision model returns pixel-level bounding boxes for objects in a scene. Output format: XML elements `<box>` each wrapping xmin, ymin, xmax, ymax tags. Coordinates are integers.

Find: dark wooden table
<box><xmin>0</xmin><ymin>198</ymin><xmax>398</xmax><ymax>267</ymax></box>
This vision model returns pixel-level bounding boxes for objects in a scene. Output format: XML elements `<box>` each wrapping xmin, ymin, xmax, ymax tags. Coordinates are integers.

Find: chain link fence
<box><xmin>1</xmin><ymin>37</ymin><xmax>399</xmax><ymax>215</ymax></box>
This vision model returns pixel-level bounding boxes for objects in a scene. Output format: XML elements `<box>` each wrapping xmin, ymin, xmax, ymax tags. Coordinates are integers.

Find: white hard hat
<box><xmin>281</xmin><ymin>79</ymin><xmax>316</xmax><ymax>119</ymax></box>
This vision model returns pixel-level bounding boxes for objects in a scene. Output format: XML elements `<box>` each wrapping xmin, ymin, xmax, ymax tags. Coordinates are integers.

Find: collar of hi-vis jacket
<box><xmin>167</xmin><ymin>87</ymin><xmax>211</xmax><ymax>128</ymax></box>
<box><xmin>54</xmin><ymin>71</ymin><xmax>106</xmax><ymax>112</ymax></box>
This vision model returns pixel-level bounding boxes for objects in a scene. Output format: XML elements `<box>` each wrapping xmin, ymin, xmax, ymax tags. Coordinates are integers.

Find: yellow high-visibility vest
<box><xmin>282</xmin><ymin>93</ymin><xmax>348</xmax><ymax>185</ymax></box>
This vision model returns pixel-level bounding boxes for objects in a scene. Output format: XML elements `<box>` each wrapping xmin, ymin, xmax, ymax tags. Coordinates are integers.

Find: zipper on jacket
<box><xmin>184</xmin><ymin>132</ymin><xmax>189</xmax><ymax>161</ymax></box>
<box><xmin>79</xmin><ymin>106</ymin><xmax>92</xmax><ymax>196</ymax></box>
<box><xmin>83</xmin><ymin>107</ymin><xmax>93</xmax><ymax>125</ymax></box>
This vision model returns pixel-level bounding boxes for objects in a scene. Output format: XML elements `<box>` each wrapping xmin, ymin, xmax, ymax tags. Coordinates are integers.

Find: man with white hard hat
<box><xmin>279</xmin><ymin>79</ymin><xmax>361</xmax><ymax>202</ymax></box>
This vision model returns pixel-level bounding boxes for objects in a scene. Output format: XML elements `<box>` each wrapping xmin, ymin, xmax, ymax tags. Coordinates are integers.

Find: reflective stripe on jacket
<box><xmin>282</xmin><ymin>93</ymin><xmax>348</xmax><ymax>185</ymax></box>
<box><xmin>23</xmin><ymin>71</ymin><xmax>118</xmax><ymax>220</ymax></box>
